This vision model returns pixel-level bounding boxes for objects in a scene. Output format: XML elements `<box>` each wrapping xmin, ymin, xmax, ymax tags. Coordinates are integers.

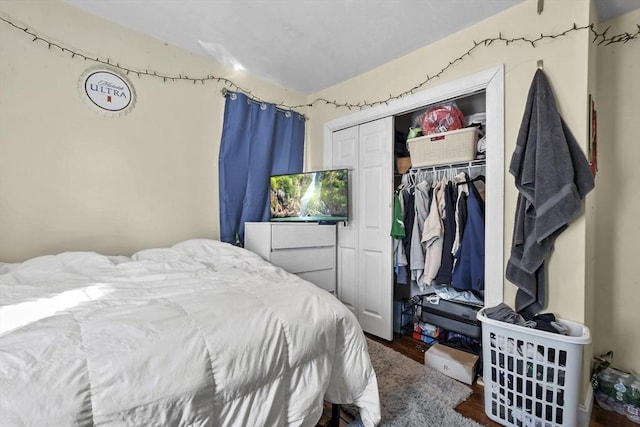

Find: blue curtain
<box><xmin>219</xmin><ymin>92</ymin><xmax>305</xmax><ymax>245</ymax></box>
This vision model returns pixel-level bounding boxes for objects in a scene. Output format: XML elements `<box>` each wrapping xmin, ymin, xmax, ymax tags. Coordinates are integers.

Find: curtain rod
<box><xmin>221</xmin><ymin>88</ymin><xmax>307</xmax><ymax>120</ymax></box>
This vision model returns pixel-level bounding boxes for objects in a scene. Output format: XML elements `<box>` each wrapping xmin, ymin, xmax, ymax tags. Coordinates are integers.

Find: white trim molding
<box><xmin>578</xmin><ymin>385</ymin><xmax>594</xmax><ymax>427</ymax></box>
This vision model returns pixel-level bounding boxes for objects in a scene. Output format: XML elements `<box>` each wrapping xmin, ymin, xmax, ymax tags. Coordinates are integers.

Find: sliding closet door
<box><xmin>357</xmin><ymin>118</ymin><xmax>393</xmax><ymax>340</ymax></box>
<box><xmin>332</xmin><ymin>126</ymin><xmax>358</xmax><ymax>315</ymax></box>
<box><xmin>332</xmin><ymin>117</ymin><xmax>393</xmax><ymax>340</ymax></box>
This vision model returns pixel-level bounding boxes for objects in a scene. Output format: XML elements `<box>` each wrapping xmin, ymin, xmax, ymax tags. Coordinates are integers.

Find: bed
<box><xmin>0</xmin><ymin>239</ymin><xmax>380</xmax><ymax>426</ymax></box>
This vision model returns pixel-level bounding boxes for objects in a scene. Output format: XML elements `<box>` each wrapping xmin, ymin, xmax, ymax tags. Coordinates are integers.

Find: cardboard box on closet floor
<box><xmin>424</xmin><ymin>343</ymin><xmax>479</xmax><ymax>385</ymax></box>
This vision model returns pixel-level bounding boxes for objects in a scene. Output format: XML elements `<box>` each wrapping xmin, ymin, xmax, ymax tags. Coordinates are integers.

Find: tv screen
<box><xmin>270</xmin><ymin>168</ymin><xmax>349</xmax><ymax>223</ymax></box>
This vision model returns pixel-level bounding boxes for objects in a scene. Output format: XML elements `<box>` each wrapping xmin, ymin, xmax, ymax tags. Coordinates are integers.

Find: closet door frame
<box><xmin>323</xmin><ymin>65</ymin><xmax>505</xmax><ymax>307</ymax></box>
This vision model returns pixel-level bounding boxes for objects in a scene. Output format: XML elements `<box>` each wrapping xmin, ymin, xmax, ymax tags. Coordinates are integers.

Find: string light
<box><xmin>1</xmin><ymin>15</ymin><xmax>638</xmax><ymax>113</ymax></box>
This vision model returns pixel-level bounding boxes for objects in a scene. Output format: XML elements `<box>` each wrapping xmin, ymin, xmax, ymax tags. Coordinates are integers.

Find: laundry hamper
<box><xmin>477</xmin><ymin>309</ymin><xmax>591</xmax><ymax>427</ymax></box>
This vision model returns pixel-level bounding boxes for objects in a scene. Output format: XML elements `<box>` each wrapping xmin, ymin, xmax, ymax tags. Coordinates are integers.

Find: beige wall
<box><xmin>0</xmin><ymin>0</ymin><xmax>306</xmax><ymax>261</ymax></box>
<box><xmin>594</xmin><ymin>9</ymin><xmax>640</xmax><ymax>373</ymax></box>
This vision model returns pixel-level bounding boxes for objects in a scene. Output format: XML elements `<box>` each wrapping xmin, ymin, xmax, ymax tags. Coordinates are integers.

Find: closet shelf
<box><xmin>408</xmin><ymin>159</ymin><xmax>486</xmax><ymax>173</ymax></box>
<box><xmin>404</xmin><ymin>159</ymin><xmax>486</xmax><ymax>183</ymax></box>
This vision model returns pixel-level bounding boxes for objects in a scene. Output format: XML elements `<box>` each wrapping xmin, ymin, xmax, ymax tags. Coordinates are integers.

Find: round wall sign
<box><xmin>79</xmin><ymin>67</ymin><xmax>136</xmax><ymax>116</ymax></box>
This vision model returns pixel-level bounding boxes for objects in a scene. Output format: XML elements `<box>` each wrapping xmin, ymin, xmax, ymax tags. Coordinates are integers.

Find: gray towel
<box><xmin>484</xmin><ymin>303</ymin><xmax>529</xmax><ymax>326</ymax></box>
<box><xmin>506</xmin><ymin>69</ymin><xmax>595</xmax><ymax>315</ymax></box>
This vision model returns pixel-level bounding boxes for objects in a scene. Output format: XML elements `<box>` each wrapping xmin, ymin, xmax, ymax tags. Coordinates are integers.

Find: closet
<box><xmin>392</xmin><ymin>93</ymin><xmax>486</xmax><ymax>348</ymax></box>
<box><xmin>393</xmin><ymin>91</ymin><xmax>485</xmax><ymax>294</ymax></box>
<box><xmin>323</xmin><ymin>66</ymin><xmax>505</xmax><ymax>341</ymax></box>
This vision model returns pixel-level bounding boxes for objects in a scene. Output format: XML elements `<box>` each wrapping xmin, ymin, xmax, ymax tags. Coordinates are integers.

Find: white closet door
<box><xmin>332</xmin><ymin>126</ymin><xmax>358</xmax><ymax>315</ymax></box>
<box><xmin>332</xmin><ymin>118</ymin><xmax>394</xmax><ymax>340</ymax></box>
<box><xmin>357</xmin><ymin>118</ymin><xmax>393</xmax><ymax>340</ymax></box>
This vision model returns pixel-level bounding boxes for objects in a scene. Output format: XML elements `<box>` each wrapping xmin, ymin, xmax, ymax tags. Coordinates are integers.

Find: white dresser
<box><xmin>244</xmin><ymin>222</ymin><xmax>337</xmax><ymax>293</ymax></box>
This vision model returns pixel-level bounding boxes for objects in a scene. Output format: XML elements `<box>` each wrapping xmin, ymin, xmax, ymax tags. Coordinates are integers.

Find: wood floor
<box><xmin>321</xmin><ymin>333</ymin><xmax>637</xmax><ymax>426</ymax></box>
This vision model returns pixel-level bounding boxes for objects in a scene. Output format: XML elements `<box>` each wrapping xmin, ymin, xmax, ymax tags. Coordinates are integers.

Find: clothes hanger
<box><xmin>455</xmin><ymin>174</ymin><xmax>485</xmax><ymax>186</ymax></box>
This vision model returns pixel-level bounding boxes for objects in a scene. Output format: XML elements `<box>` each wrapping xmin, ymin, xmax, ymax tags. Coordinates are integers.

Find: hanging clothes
<box><xmin>422</xmin><ymin>178</ymin><xmax>447</xmax><ymax>287</ymax></box>
<box><xmin>390</xmin><ymin>190</ymin><xmax>406</xmax><ymax>239</ymax></box>
<box><xmin>403</xmin><ymin>162</ymin><xmax>485</xmax><ymax>295</ymax></box>
<box><xmin>410</xmin><ymin>180</ymin><xmax>431</xmax><ymax>289</ymax></box>
<box><xmin>452</xmin><ymin>172</ymin><xmax>470</xmax><ymax>257</ymax></box>
<box><xmin>506</xmin><ymin>69</ymin><xmax>595</xmax><ymax>315</ymax></box>
<box><xmin>452</xmin><ymin>179</ymin><xmax>485</xmax><ymax>291</ymax></box>
<box><xmin>435</xmin><ymin>181</ymin><xmax>457</xmax><ymax>285</ymax></box>
<box><xmin>391</xmin><ymin>188</ymin><xmax>408</xmax><ymax>284</ymax></box>
<box><xmin>401</xmin><ymin>188</ymin><xmax>415</xmax><ymax>272</ymax></box>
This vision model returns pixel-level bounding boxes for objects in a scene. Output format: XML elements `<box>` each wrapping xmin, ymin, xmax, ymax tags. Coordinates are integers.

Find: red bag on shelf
<box><xmin>420</xmin><ymin>104</ymin><xmax>465</xmax><ymax>136</ymax></box>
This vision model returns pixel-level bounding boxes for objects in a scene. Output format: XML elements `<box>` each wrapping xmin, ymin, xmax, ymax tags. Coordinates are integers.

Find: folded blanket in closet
<box><xmin>506</xmin><ymin>69</ymin><xmax>594</xmax><ymax>315</ymax></box>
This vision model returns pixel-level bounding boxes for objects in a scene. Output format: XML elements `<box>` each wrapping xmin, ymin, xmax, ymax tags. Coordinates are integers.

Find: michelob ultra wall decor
<box><xmin>79</xmin><ymin>66</ymin><xmax>136</xmax><ymax>116</ymax></box>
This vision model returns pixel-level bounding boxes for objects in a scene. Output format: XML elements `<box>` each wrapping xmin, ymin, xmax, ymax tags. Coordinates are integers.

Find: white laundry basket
<box><xmin>477</xmin><ymin>309</ymin><xmax>591</xmax><ymax>427</ymax></box>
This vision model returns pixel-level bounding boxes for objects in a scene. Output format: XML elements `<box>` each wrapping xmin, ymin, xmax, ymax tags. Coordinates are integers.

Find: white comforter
<box><xmin>0</xmin><ymin>239</ymin><xmax>380</xmax><ymax>426</ymax></box>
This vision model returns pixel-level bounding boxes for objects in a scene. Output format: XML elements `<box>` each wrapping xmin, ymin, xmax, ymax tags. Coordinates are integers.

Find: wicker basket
<box><xmin>407</xmin><ymin>127</ymin><xmax>478</xmax><ymax>167</ymax></box>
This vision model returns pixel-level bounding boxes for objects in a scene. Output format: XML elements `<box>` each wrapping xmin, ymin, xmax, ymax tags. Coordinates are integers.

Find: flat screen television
<box><xmin>270</xmin><ymin>168</ymin><xmax>349</xmax><ymax>223</ymax></box>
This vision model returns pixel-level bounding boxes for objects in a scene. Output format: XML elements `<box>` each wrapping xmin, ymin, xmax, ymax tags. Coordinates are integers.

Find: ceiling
<box><xmin>62</xmin><ymin>0</ymin><xmax>639</xmax><ymax>94</ymax></box>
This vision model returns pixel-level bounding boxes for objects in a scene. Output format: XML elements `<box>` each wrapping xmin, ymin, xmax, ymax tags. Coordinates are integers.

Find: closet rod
<box><xmin>404</xmin><ymin>160</ymin><xmax>486</xmax><ymax>186</ymax></box>
<box><xmin>456</xmin><ymin>175</ymin><xmax>485</xmax><ymax>186</ymax></box>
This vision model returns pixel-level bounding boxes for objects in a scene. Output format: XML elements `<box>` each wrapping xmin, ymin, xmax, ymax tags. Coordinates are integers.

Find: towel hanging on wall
<box><xmin>506</xmin><ymin>69</ymin><xmax>595</xmax><ymax>316</ymax></box>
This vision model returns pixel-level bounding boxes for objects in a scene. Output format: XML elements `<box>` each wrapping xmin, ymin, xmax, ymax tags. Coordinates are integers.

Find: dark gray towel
<box><xmin>484</xmin><ymin>303</ymin><xmax>529</xmax><ymax>326</ymax></box>
<box><xmin>506</xmin><ymin>69</ymin><xmax>595</xmax><ymax>315</ymax></box>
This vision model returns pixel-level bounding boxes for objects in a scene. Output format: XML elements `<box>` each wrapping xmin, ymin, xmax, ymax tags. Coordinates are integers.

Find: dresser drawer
<box><xmin>298</xmin><ymin>270</ymin><xmax>336</xmax><ymax>293</ymax></box>
<box><xmin>271</xmin><ymin>224</ymin><xmax>335</xmax><ymax>249</ymax></box>
<box><xmin>270</xmin><ymin>246</ymin><xmax>335</xmax><ymax>273</ymax></box>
